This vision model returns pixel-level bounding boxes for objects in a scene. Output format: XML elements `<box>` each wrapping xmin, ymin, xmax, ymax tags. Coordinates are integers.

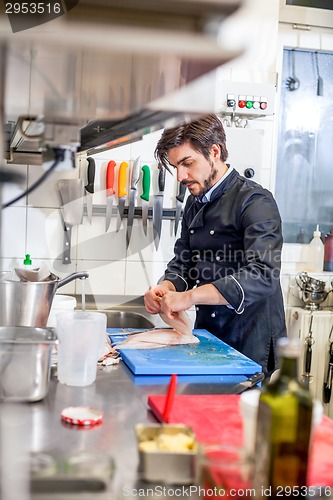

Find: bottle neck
<box><xmin>279</xmin><ymin>356</ymin><xmax>299</xmax><ymax>379</ymax></box>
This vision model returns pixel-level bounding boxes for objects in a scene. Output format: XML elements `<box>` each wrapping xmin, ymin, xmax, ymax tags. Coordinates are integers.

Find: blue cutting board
<box><xmin>107</xmin><ymin>328</ymin><xmax>262</xmax><ymax>376</ymax></box>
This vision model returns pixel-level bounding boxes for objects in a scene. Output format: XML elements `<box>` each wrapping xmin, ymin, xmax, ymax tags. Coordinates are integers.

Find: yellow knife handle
<box><xmin>118</xmin><ymin>161</ymin><xmax>129</xmax><ymax>198</ymax></box>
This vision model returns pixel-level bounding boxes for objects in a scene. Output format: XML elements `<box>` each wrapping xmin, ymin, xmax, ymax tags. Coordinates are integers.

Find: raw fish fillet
<box><xmin>115</xmin><ymin>311</ymin><xmax>199</xmax><ymax>350</ymax></box>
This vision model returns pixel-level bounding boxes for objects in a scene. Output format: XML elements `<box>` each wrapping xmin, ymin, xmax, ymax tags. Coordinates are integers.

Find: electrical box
<box><xmin>217</xmin><ymin>81</ymin><xmax>276</xmax><ymax>117</ymax></box>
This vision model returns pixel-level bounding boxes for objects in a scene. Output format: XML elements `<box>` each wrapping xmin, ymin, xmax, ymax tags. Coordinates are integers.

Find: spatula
<box><xmin>58</xmin><ymin>179</ymin><xmax>84</xmax><ymax>264</ymax></box>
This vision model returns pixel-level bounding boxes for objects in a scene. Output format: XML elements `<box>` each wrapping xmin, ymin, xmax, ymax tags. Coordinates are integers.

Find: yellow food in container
<box><xmin>136</xmin><ymin>424</ymin><xmax>197</xmax><ymax>484</ymax></box>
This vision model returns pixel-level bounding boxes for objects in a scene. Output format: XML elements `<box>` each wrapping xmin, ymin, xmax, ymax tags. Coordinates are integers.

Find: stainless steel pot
<box><xmin>300</xmin><ymin>289</ymin><xmax>328</xmax><ymax>310</ymax></box>
<box><xmin>0</xmin><ymin>271</ymin><xmax>88</xmax><ymax>327</ymax></box>
<box><xmin>296</xmin><ymin>272</ymin><xmax>326</xmax><ymax>293</ymax></box>
<box><xmin>0</xmin><ymin>326</ymin><xmax>58</xmax><ymax>402</ymax></box>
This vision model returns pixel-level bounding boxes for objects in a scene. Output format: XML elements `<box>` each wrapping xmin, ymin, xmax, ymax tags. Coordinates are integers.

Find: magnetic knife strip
<box><xmin>83</xmin><ymin>205</ymin><xmax>180</xmax><ymax>220</ymax></box>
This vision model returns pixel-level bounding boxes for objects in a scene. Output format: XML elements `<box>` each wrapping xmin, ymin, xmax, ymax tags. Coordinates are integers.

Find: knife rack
<box><xmin>83</xmin><ymin>204</ymin><xmax>180</xmax><ymax>220</ymax></box>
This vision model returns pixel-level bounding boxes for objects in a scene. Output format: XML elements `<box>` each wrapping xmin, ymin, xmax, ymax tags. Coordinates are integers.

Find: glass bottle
<box><xmin>253</xmin><ymin>337</ymin><xmax>313</xmax><ymax>497</ymax></box>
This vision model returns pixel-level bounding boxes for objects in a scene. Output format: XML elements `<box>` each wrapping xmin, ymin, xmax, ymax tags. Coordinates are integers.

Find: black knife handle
<box><xmin>176</xmin><ymin>182</ymin><xmax>186</xmax><ymax>203</ymax></box>
<box><xmin>158</xmin><ymin>166</ymin><xmax>166</xmax><ymax>192</ymax></box>
<box><xmin>86</xmin><ymin>157</ymin><xmax>96</xmax><ymax>193</ymax></box>
<box><xmin>323</xmin><ymin>383</ymin><xmax>332</xmax><ymax>404</ymax></box>
<box><xmin>247</xmin><ymin>371</ymin><xmax>265</xmax><ymax>386</ymax></box>
<box><xmin>305</xmin><ymin>345</ymin><xmax>312</xmax><ymax>374</ymax></box>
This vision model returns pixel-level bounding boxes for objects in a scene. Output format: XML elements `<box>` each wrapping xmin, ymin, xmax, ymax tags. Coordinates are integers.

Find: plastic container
<box><xmin>56</xmin><ymin>311</ymin><xmax>107</xmax><ymax>387</ymax></box>
<box><xmin>324</xmin><ymin>230</ymin><xmax>333</xmax><ymax>272</ymax></box>
<box><xmin>47</xmin><ymin>294</ymin><xmax>77</xmax><ymax>328</ymax></box>
<box><xmin>306</xmin><ymin>225</ymin><xmax>324</xmax><ymax>272</ymax></box>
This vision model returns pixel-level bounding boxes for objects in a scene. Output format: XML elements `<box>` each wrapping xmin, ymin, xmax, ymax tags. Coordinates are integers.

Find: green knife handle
<box><xmin>176</xmin><ymin>182</ymin><xmax>186</xmax><ymax>203</ymax></box>
<box><xmin>140</xmin><ymin>165</ymin><xmax>151</xmax><ymax>202</ymax></box>
<box><xmin>158</xmin><ymin>166</ymin><xmax>166</xmax><ymax>192</ymax></box>
<box><xmin>86</xmin><ymin>157</ymin><xmax>96</xmax><ymax>194</ymax></box>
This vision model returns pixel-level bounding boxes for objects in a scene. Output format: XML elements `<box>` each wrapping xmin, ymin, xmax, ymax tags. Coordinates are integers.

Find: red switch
<box><xmin>238</xmin><ymin>95</ymin><xmax>246</xmax><ymax>108</ymax></box>
<box><xmin>260</xmin><ymin>97</ymin><xmax>267</xmax><ymax>110</ymax></box>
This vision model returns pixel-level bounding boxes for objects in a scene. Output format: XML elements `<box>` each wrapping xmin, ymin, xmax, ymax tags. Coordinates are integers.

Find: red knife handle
<box><xmin>106</xmin><ymin>160</ymin><xmax>116</xmax><ymax>196</ymax></box>
<box><xmin>163</xmin><ymin>374</ymin><xmax>177</xmax><ymax>423</ymax></box>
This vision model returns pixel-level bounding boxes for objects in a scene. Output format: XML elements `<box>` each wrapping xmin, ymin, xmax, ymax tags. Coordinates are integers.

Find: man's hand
<box><xmin>144</xmin><ymin>281</ymin><xmax>175</xmax><ymax>314</ymax></box>
<box><xmin>160</xmin><ymin>290</ymin><xmax>194</xmax><ymax>320</ymax></box>
<box><xmin>160</xmin><ymin>284</ymin><xmax>228</xmax><ymax>319</ymax></box>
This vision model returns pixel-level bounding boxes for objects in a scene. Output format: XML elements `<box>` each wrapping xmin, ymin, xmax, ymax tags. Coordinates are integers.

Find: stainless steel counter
<box><xmin>0</xmin><ymin>360</ymin><xmax>246</xmax><ymax>499</ymax></box>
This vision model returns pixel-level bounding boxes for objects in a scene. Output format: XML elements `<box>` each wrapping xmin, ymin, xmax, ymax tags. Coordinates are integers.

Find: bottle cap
<box><xmin>313</xmin><ymin>224</ymin><xmax>321</xmax><ymax>237</ymax></box>
<box><xmin>23</xmin><ymin>254</ymin><xmax>32</xmax><ymax>266</ymax></box>
<box><xmin>61</xmin><ymin>406</ymin><xmax>103</xmax><ymax>426</ymax></box>
<box><xmin>277</xmin><ymin>337</ymin><xmax>301</xmax><ymax>358</ymax></box>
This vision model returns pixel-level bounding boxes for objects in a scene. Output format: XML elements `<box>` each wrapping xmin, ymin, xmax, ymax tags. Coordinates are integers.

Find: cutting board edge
<box><xmin>109</xmin><ymin>328</ymin><xmax>262</xmax><ymax>376</ymax></box>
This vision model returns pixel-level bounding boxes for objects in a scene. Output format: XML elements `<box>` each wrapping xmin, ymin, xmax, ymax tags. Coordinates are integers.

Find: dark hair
<box><xmin>154</xmin><ymin>114</ymin><xmax>228</xmax><ymax>169</ymax></box>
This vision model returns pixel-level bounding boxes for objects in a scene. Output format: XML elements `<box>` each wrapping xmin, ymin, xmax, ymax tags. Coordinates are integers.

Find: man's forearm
<box><xmin>188</xmin><ymin>284</ymin><xmax>228</xmax><ymax>306</ymax></box>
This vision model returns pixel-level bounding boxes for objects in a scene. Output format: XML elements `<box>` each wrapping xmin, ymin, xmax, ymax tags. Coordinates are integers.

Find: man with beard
<box><xmin>144</xmin><ymin>114</ymin><xmax>286</xmax><ymax>377</ymax></box>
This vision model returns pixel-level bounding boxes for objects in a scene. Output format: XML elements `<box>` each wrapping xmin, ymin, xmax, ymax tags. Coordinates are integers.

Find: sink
<box><xmin>93</xmin><ymin>310</ymin><xmax>155</xmax><ymax>329</ymax></box>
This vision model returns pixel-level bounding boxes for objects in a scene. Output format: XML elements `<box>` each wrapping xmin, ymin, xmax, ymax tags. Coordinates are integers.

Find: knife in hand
<box><xmin>174</xmin><ymin>182</ymin><xmax>186</xmax><ymax>236</ymax></box>
<box><xmin>85</xmin><ymin>157</ymin><xmax>95</xmax><ymax>224</ymax></box>
<box><xmin>126</xmin><ymin>157</ymin><xmax>141</xmax><ymax>248</ymax></box>
<box><xmin>140</xmin><ymin>165</ymin><xmax>151</xmax><ymax>236</ymax></box>
<box><xmin>116</xmin><ymin>161</ymin><xmax>129</xmax><ymax>232</ymax></box>
<box><xmin>105</xmin><ymin>160</ymin><xmax>117</xmax><ymax>232</ymax></box>
<box><xmin>153</xmin><ymin>165</ymin><xmax>166</xmax><ymax>250</ymax></box>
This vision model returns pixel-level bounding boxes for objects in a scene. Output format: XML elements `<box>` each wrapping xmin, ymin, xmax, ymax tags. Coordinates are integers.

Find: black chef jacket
<box><xmin>163</xmin><ymin>168</ymin><xmax>286</xmax><ymax>376</ymax></box>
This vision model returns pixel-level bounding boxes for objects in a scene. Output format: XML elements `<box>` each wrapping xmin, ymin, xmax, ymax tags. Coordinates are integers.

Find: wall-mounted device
<box><xmin>217</xmin><ymin>81</ymin><xmax>276</xmax><ymax>118</ymax></box>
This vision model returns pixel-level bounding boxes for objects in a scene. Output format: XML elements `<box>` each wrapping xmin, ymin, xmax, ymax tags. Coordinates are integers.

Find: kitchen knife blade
<box><xmin>153</xmin><ymin>165</ymin><xmax>166</xmax><ymax>250</ymax></box>
<box><xmin>174</xmin><ymin>182</ymin><xmax>186</xmax><ymax>236</ymax></box>
<box><xmin>126</xmin><ymin>157</ymin><xmax>141</xmax><ymax>248</ymax></box>
<box><xmin>116</xmin><ymin>161</ymin><xmax>129</xmax><ymax>232</ymax></box>
<box><xmin>85</xmin><ymin>157</ymin><xmax>95</xmax><ymax>224</ymax></box>
<box><xmin>105</xmin><ymin>160</ymin><xmax>117</xmax><ymax>232</ymax></box>
<box><xmin>140</xmin><ymin>164</ymin><xmax>151</xmax><ymax>236</ymax></box>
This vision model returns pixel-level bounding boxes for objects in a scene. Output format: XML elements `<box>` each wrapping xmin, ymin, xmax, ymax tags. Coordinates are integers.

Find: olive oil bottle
<box><xmin>253</xmin><ymin>337</ymin><xmax>313</xmax><ymax>497</ymax></box>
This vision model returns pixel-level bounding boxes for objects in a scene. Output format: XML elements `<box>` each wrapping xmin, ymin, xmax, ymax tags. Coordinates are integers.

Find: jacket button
<box><xmin>196</xmin><ymin>279</ymin><xmax>200</xmax><ymax>284</ymax></box>
<box><xmin>190</xmin><ymin>229</ymin><xmax>194</xmax><ymax>234</ymax></box>
<box><xmin>211</xmin><ymin>312</ymin><xmax>216</xmax><ymax>318</ymax></box>
<box><xmin>216</xmin><ymin>256</ymin><xmax>221</xmax><ymax>261</ymax></box>
<box><xmin>196</xmin><ymin>306</ymin><xmax>199</xmax><ymax>312</ymax></box>
<box><xmin>210</xmin><ymin>230</ymin><xmax>215</xmax><ymax>235</ymax></box>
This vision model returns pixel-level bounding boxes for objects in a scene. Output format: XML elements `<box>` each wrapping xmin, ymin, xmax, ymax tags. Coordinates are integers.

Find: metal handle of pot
<box><xmin>296</xmin><ymin>272</ymin><xmax>308</xmax><ymax>289</ymax></box>
<box><xmin>57</xmin><ymin>272</ymin><xmax>89</xmax><ymax>288</ymax></box>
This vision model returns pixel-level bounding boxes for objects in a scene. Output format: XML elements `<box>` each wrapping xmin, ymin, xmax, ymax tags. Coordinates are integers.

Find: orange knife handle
<box><xmin>118</xmin><ymin>161</ymin><xmax>129</xmax><ymax>198</ymax></box>
<box><xmin>106</xmin><ymin>160</ymin><xmax>116</xmax><ymax>196</ymax></box>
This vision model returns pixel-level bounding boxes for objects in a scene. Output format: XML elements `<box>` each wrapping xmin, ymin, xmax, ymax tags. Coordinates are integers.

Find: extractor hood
<box><xmin>0</xmin><ymin>0</ymin><xmax>245</xmax><ymax>164</ymax></box>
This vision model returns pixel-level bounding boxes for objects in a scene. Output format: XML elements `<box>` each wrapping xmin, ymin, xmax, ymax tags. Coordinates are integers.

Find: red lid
<box><xmin>61</xmin><ymin>407</ymin><xmax>103</xmax><ymax>426</ymax></box>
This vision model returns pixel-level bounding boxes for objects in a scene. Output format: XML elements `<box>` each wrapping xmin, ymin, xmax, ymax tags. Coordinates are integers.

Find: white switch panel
<box><xmin>217</xmin><ymin>81</ymin><xmax>276</xmax><ymax>117</ymax></box>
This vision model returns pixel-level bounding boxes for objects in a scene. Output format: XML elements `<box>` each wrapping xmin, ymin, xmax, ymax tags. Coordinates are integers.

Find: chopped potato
<box><xmin>139</xmin><ymin>432</ymin><xmax>196</xmax><ymax>453</ymax></box>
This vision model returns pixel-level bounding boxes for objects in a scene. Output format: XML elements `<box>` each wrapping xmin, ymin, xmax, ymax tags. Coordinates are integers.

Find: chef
<box><xmin>144</xmin><ymin>114</ymin><xmax>286</xmax><ymax>377</ymax></box>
